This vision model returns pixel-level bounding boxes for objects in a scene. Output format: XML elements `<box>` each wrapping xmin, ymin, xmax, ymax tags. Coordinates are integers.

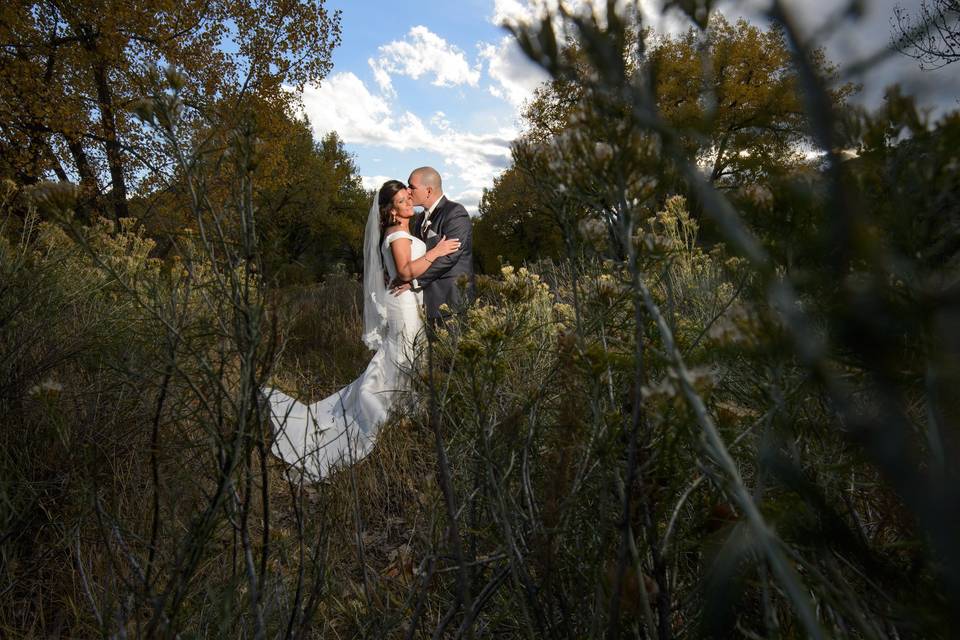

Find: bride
<box><xmin>263</xmin><ymin>180</ymin><xmax>460</xmax><ymax>480</ymax></box>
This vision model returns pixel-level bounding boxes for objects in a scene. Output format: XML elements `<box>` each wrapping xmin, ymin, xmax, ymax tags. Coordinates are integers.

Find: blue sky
<box><xmin>300</xmin><ymin>0</ymin><xmax>959</xmax><ymax>215</ymax></box>
<box><xmin>299</xmin><ymin>0</ymin><xmax>550</xmax><ymax>214</ymax></box>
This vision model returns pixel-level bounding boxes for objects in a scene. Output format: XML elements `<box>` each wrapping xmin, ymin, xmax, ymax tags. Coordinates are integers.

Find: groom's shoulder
<box><xmin>443</xmin><ymin>198</ymin><xmax>469</xmax><ymax>218</ymax></box>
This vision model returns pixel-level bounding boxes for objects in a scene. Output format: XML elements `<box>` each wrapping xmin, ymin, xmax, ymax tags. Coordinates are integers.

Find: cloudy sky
<box><xmin>303</xmin><ymin>0</ymin><xmax>959</xmax><ymax>215</ymax></box>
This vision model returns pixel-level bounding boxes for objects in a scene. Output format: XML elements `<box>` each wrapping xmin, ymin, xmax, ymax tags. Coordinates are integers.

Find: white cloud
<box><xmin>487</xmin><ymin>0</ymin><xmax>691</xmax><ymax>93</ymax></box>
<box><xmin>369</xmin><ymin>58</ymin><xmax>393</xmax><ymax>96</ymax></box>
<box><xmin>369</xmin><ymin>26</ymin><xmax>481</xmax><ymax>97</ymax></box>
<box><xmin>301</xmin><ymin>72</ymin><xmax>394</xmax><ymax>145</ymax></box>
<box><xmin>492</xmin><ymin>0</ymin><xmax>958</xmax><ymax>115</ymax></box>
<box><xmin>481</xmin><ymin>0</ymin><xmax>687</xmax><ymax>121</ymax></box>
<box><xmin>492</xmin><ymin>0</ymin><xmax>665</xmax><ymax>30</ymax></box>
<box><xmin>301</xmin><ymin>72</ymin><xmax>516</xmax><ymax>213</ymax></box>
<box><xmin>437</xmin><ymin>129</ymin><xmax>515</xmax><ymax>191</ymax></box>
<box><xmin>492</xmin><ymin>0</ymin><xmax>539</xmax><ymax>26</ymax></box>
<box><xmin>479</xmin><ymin>36</ymin><xmax>550</xmax><ymax>110</ymax></box>
<box><xmin>361</xmin><ymin>175</ymin><xmax>393</xmax><ymax>192</ymax></box>
<box><xmin>715</xmin><ymin>0</ymin><xmax>960</xmax><ymax>114</ymax></box>
<box><xmin>451</xmin><ymin>188</ymin><xmax>486</xmax><ymax>216</ymax></box>
<box><xmin>430</xmin><ymin>111</ymin><xmax>452</xmax><ymax>130</ymax></box>
<box><xmin>491</xmin><ymin>0</ymin><xmax>610</xmax><ymax>27</ymax></box>
<box><xmin>301</xmin><ymin>72</ymin><xmax>440</xmax><ymax>150</ymax></box>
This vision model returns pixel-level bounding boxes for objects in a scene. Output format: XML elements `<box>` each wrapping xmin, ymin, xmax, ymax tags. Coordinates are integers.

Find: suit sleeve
<box><xmin>416</xmin><ymin>207</ymin><xmax>472</xmax><ymax>287</ymax></box>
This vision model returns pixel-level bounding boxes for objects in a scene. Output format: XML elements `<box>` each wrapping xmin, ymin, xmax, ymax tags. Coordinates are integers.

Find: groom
<box><xmin>405</xmin><ymin>166</ymin><xmax>475</xmax><ymax>323</ymax></box>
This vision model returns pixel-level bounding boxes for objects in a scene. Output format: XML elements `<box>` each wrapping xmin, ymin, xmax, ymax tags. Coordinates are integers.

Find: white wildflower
<box><xmin>594</xmin><ymin>142</ymin><xmax>614</xmax><ymax>162</ymax></box>
<box><xmin>28</xmin><ymin>379</ymin><xmax>64</xmax><ymax>396</ymax></box>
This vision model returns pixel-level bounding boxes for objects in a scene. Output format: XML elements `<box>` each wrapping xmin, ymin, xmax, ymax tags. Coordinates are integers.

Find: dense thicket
<box><xmin>460</xmin><ymin>8</ymin><xmax>960</xmax><ymax>638</ymax></box>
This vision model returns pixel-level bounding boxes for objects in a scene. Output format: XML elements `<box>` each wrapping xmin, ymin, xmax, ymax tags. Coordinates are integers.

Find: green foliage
<box><xmin>130</xmin><ymin>95</ymin><xmax>369</xmax><ymax>285</ymax></box>
<box><xmin>255</xmin><ymin>124</ymin><xmax>370</xmax><ymax>283</ymax></box>
<box><xmin>848</xmin><ymin>89</ymin><xmax>960</xmax><ymax>276</ymax></box>
<box><xmin>648</xmin><ymin>16</ymin><xmax>854</xmax><ymax>187</ymax></box>
<box><xmin>0</xmin><ymin>76</ymin><xmax>304</xmax><ymax>638</ymax></box>
<box><xmin>474</xmin><ymin>156</ymin><xmax>566</xmax><ymax>273</ymax></box>
<box><xmin>318</xmin><ymin>190</ymin><xmax>935</xmax><ymax>636</ymax></box>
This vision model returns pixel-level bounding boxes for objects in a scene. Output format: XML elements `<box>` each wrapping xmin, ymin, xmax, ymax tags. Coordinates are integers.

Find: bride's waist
<box><xmin>386</xmin><ymin>289</ymin><xmax>422</xmax><ymax>306</ymax></box>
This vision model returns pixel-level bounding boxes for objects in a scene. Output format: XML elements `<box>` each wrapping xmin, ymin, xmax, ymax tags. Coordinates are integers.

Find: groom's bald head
<box><xmin>408</xmin><ymin>166</ymin><xmax>443</xmax><ymax>208</ymax></box>
<box><xmin>411</xmin><ymin>166</ymin><xmax>441</xmax><ymax>190</ymax></box>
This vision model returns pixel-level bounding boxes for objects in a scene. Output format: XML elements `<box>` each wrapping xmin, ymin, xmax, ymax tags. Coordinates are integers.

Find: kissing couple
<box><xmin>264</xmin><ymin>166</ymin><xmax>475</xmax><ymax>480</ymax></box>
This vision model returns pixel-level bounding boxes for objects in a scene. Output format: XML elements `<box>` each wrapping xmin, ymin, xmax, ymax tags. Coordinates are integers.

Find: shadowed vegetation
<box><xmin>1</xmin><ymin>1</ymin><xmax>959</xmax><ymax>638</ymax></box>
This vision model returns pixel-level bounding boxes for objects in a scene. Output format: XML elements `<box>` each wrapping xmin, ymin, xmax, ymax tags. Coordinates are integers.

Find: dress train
<box><xmin>263</xmin><ymin>231</ymin><xmax>425</xmax><ymax>480</ymax></box>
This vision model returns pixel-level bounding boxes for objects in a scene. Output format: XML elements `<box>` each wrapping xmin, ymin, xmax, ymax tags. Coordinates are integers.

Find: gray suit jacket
<box><xmin>413</xmin><ymin>196</ymin><xmax>475</xmax><ymax>319</ymax></box>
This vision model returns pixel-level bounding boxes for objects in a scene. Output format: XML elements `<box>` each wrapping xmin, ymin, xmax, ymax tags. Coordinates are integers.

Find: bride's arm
<box><xmin>390</xmin><ymin>235</ymin><xmax>460</xmax><ymax>281</ymax></box>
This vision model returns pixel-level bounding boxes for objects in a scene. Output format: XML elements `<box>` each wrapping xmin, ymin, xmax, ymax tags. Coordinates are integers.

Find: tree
<box><xmin>478</xmin><ymin>14</ymin><xmax>853</xmax><ymax>266</ymax></box>
<box><xmin>520</xmin><ymin>45</ymin><xmax>591</xmax><ymax>144</ymax></box>
<box><xmin>0</xmin><ymin>0</ymin><xmax>341</xmax><ymax>221</ymax></box>
<box><xmin>524</xmin><ymin>16</ymin><xmax>852</xmax><ymax>189</ymax></box>
<box><xmin>893</xmin><ymin>0</ymin><xmax>960</xmax><ymax>69</ymax></box>
<box><xmin>475</xmin><ymin>158</ymin><xmax>566</xmax><ymax>273</ymax></box>
<box><xmin>255</xmin><ymin>124</ymin><xmax>370</xmax><ymax>282</ymax></box>
<box><xmin>848</xmin><ymin>88</ymin><xmax>960</xmax><ymax>275</ymax></box>
<box><xmin>649</xmin><ymin>16</ymin><xmax>853</xmax><ymax>188</ymax></box>
<box><xmin>131</xmin><ymin>96</ymin><xmax>369</xmax><ymax>283</ymax></box>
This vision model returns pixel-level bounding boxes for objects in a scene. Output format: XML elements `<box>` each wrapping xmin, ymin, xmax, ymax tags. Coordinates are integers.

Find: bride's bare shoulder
<box><xmin>385</xmin><ymin>226</ymin><xmax>412</xmax><ymax>242</ymax></box>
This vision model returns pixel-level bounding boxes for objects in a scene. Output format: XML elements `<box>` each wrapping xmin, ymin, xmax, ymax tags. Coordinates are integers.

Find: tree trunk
<box><xmin>21</xmin><ymin>124</ymin><xmax>56</xmax><ymax>185</ymax></box>
<box><xmin>65</xmin><ymin>132</ymin><xmax>100</xmax><ymax>222</ymax></box>
<box><xmin>90</xmin><ymin>57</ymin><xmax>129</xmax><ymax>222</ymax></box>
<box><xmin>710</xmin><ymin>130</ymin><xmax>731</xmax><ymax>184</ymax></box>
<box><xmin>29</xmin><ymin>50</ymin><xmax>68</xmax><ymax>183</ymax></box>
<box><xmin>44</xmin><ymin>142</ymin><xmax>69</xmax><ymax>182</ymax></box>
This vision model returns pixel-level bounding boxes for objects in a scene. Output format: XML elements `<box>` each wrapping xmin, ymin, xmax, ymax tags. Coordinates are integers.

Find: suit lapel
<box><xmin>427</xmin><ymin>197</ymin><xmax>448</xmax><ymax>235</ymax></box>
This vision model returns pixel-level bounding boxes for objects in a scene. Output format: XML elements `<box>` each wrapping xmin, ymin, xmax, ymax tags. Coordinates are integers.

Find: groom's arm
<box><xmin>416</xmin><ymin>207</ymin><xmax>471</xmax><ymax>287</ymax></box>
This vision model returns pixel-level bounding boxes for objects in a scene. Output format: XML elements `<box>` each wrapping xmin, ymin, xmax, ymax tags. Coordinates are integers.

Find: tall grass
<box><xmin>1</xmin><ymin>76</ymin><xmax>301</xmax><ymax>637</ymax></box>
<box><xmin>2</xmin><ymin>3</ymin><xmax>957</xmax><ymax>638</ymax></box>
<box><xmin>263</xmin><ymin>196</ymin><xmax>934</xmax><ymax>638</ymax></box>
<box><xmin>0</xmin><ymin>184</ymin><xmax>945</xmax><ymax>637</ymax></box>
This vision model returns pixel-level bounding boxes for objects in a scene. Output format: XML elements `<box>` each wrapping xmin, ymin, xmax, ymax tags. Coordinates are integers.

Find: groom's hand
<box><xmin>390</xmin><ymin>278</ymin><xmax>413</xmax><ymax>296</ymax></box>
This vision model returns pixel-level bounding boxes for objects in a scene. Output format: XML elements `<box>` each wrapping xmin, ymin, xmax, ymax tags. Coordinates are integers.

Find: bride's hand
<box><xmin>432</xmin><ymin>235</ymin><xmax>461</xmax><ymax>258</ymax></box>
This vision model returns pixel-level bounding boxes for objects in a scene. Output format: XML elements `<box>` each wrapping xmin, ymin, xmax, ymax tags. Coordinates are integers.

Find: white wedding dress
<box><xmin>264</xmin><ymin>230</ymin><xmax>425</xmax><ymax>480</ymax></box>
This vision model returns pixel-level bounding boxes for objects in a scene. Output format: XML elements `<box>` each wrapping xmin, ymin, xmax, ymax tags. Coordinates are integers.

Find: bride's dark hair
<box><xmin>375</xmin><ymin>180</ymin><xmax>408</xmax><ymax>281</ymax></box>
<box><xmin>378</xmin><ymin>180</ymin><xmax>407</xmax><ymax>231</ymax></box>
